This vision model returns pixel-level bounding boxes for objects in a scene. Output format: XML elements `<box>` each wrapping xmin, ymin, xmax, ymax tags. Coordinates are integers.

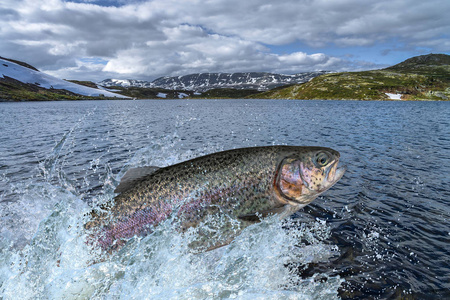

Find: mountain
<box><xmin>98</xmin><ymin>71</ymin><xmax>329</xmax><ymax>92</ymax></box>
<box><xmin>98</xmin><ymin>79</ymin><xmax>154</xmax><ymax>88</ymax></box>
<box><xmin>0</xmin><ymin>57</ymin><xmax>129</xmax><ymax>101</ymax></box>
<box><xmin>249</xmin><ymin>54</ymin><xmax>450</xmax><ymax>101</ymax></box>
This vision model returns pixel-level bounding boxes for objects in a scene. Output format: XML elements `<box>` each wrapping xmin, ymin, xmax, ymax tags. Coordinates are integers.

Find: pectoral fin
<box><xmin>238</xmin><ymin>205</ymin><xmax>288</xmax><ymax>222</ymax></box>
<box><xmin>114</xmin><ymin>166</ymin><xmax>160</xmax><ymax>193</ymax></box>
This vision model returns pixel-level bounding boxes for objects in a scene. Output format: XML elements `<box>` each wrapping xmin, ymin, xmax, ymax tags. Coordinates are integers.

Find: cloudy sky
<box><xmin>1</xmin><ymin>0</ymin><xmax>449</xmax><ymax>81</ymax></box>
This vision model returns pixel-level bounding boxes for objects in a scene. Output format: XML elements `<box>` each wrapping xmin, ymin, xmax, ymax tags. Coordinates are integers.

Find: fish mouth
<box><xmin>317</xmin><ymin>165</ymin><xmax>346</xmax><ymax>194</ymax></box>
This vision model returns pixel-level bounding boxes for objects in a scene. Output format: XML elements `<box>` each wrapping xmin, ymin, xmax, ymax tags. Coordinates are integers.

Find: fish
<box><xmin>84</xmin><ymin>146</ymin><xmax>345</xmax><ymax>252</ymax></box>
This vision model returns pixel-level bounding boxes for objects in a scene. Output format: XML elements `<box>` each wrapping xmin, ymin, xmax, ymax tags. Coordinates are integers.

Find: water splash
<box><xmin>38</xmin><ymin>108</ymin><xmax>97</xmax><ymax>191</ymax></box>
<box><xmin>0</xmin><ymin>111</ymin><xmax>343</xmax><ymax>299</ymax></box>
<box><xmin>0</xmin><ymin>181</ymin><xmax>343</xmax><ymax>299</ymax></box>
<box><xmin>1</xmin><ymin>205</ymin><xmax>343</xmax><ymax>299</ymax></box>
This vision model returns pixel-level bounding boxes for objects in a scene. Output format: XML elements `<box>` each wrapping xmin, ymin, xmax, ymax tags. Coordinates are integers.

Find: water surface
<box><xmin>0</xmin><ymin>99</ymin><xmax>449</xmax><ymax>299</ymax></box>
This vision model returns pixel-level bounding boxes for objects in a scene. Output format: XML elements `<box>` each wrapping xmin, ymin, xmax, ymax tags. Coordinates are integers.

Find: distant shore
<box><xmin>1</xmin><ymin>97</ymin><xmax>448</xmax><ymax>103</ymax></box>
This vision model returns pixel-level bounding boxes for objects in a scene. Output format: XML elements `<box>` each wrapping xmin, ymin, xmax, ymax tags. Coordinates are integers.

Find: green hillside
<box><xmin>191</xmin><ymin>88</ymin><xmax>261</xmax><ymax>99</ymax></box>
<box><xmin>249</xmin><ymin>54</ymin><xmax>450</xmax><ymax>101</ymax></box>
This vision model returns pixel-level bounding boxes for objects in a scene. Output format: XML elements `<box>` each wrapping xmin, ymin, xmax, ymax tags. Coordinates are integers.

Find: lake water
<box><xmin>0</xmin><ymin>99</ymin><xmax>449</xmax><ymax>299</ymax></box>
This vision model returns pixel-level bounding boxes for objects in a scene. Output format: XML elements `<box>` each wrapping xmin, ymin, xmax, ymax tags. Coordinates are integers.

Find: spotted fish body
<box><xmin>85</xmin><ymin>146</ymin><xmax>345</xmax><ymax>251</ymax></box>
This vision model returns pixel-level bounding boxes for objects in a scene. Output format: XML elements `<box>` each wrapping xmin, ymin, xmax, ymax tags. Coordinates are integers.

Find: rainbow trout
<box><xmin>85</xmin><ymin>146</ymin><xmax>345</xmax><ymax>251</ymax></box>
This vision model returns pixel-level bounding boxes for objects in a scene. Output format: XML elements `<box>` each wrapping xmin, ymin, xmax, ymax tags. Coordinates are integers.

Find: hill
<box><xmin>190</xmin><ymin>88</ymin><xmax>261</xmax><ymax>99</ymax></box>
<box><xmin>99</xmin><ymin>85</ymin><xmax>196</xmax><ymax>99</ymax></box>
<box><xmin>0</xmin><ymin>57</ymin><xmax>129</xmax><ymax>101</ymax></box>
<box><xmin>385</xmin><ymin>54</ymin><xmax>450</xmax><ymax>83</ymax></box>
<box><xmin>249</xmin><ymin>54</ymin><xmax>450</xmax><ymax>100</ymax></box>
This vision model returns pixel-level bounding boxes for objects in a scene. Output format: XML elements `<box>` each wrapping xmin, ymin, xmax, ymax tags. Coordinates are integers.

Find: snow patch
<box><xmin>178</xmin><ymin>92</ymin><xmax>188</xmax><ymax>99</ymax></box>
<box><xmin>0</xmin><ymin>58</ymin><xmax>129</xmax><ymax>98</ymax></box>
<box><xmin>111</xmin><ymin>79</ymin><xmax>131</xmax><ymax>86</ymax></box>
<box><xmin>385</xmin><ymin>93</ymin><xmax>402</xmax><ymax>100</ymax></box>
<box><xmin>157</xmin><ymin>92</ymin><xmax>167</xmax><ymax>98</ymax></box>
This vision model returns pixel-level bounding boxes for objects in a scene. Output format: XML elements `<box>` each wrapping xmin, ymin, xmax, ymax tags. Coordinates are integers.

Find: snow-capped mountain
<box><xmin>0</xmin><ymin>57</ymin><xmax>129</xmax><ymax>98</ymax></box>
<box><xmin>98</xmin><ymin>79</ymin><xmax>154</xmax><ymax>88</ymax></box>
<box><xmin>99</xmin><ymin>71</ymin><xmax>329</xmax><ymax>92</ymax></box>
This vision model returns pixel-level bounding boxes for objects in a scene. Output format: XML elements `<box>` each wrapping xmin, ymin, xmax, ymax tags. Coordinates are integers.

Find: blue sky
<box><xmin>0</xmin><ymin>0</ymin><xmax>449</xmax><ymax>81</ymax></box>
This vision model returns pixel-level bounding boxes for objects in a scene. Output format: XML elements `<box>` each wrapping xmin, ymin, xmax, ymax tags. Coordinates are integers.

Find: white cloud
<box><xmin>0</xmin><ymin>0</ymin><xmax>448</xmax><ymax>81</ymax></box>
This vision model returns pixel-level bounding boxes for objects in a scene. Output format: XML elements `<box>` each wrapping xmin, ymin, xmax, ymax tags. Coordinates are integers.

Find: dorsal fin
<box><xmin>114</xmin><ymin>166</ymin><xmax>160</xmax><ymax>193</ymax></box>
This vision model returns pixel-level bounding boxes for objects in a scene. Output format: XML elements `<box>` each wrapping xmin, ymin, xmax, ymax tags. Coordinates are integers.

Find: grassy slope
<box><xmin>249</xmin><ymin>54</ymin><xmax>450</xmax><ymax>101</ymax></box>
<box><xmin>190</xmin><ymin>88</ymin><xmax>261</xmax><ymax>99</ymax></box>
<box><xmin>95</xmin><ymin>86</ymin><xmax>260</xmax><ymax>99</ymax></box>
<box><xmin>0</xmin><ymin>76</ymin><xmax>130</xmax><ymax>101</ymax></box>
<box><xmin>0</xmin><ymin>76</ymin><xmax>95</xmax><ymax>101</ymax></box>
<box><xmin>103</xmin><ymin>86</ymin><xmax>194</xmax><ymax>99</ymax></box>
<box><xmin>0</xmin><ymin>58</ymin><xmax>77</xmax><ymax>101</ymax></box>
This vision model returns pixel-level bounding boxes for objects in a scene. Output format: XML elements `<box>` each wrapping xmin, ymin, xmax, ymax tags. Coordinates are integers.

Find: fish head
<box><xmin>275</xmin><ymin>147</ymin><xmax>346</xmax><ymax>207</ymax></box>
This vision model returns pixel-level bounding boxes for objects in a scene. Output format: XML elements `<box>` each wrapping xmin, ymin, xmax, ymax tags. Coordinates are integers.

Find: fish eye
<box><xmin>315</xmin><ymin>152</ymin><xmax>330</xmax><ymax>167</ymax></box>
